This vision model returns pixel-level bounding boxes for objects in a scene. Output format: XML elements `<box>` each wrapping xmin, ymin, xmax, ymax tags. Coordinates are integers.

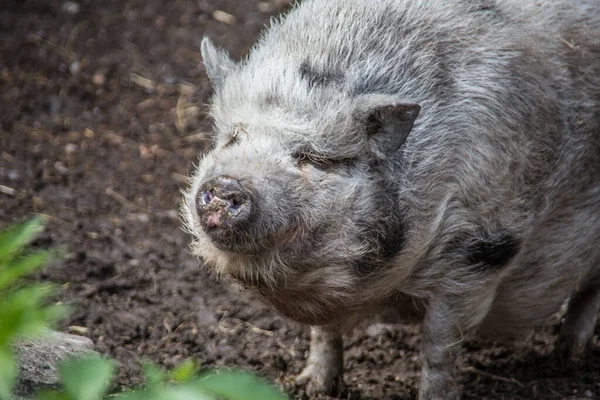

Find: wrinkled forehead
<box><xmin>209</xmin><ymin>62</ymin><xmax>367</xmax><ymax>156</ymax></box>
<box><xmin>210</xmin><ymin>118</ymin><xmax>306</xmax><ymax>153</ymax></box>
<box><xmin>210</xmin><ymin>107</ymin><xmax>367</xmax><ymax>158</ymax></box>
<box><xmin>211</xmin><ymin>93</ymin><xmax>312</xmax><ymax>135</ymax></box>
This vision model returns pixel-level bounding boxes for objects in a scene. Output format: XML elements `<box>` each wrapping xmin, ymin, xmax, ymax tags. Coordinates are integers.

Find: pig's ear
<box><xmin>201</xmin><ymin>37</ymin><xmax>236</xmax><ymax>88</ymax></box>
<box><xmin>356</xmin><ymin>96</ymin><xmax>420</xmax><ymax>157</ymax></box>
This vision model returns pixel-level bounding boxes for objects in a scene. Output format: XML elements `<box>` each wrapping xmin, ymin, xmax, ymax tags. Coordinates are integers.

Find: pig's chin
<box><xmin>207</xmin><ymin>222</ymin><xmax>303</xmax><ymax>255</ymax></box>
<box><xmin>223</xmin><ymin>259</ymin><xmax>358</xmax><ymax>327</ymax></box>
<box><xmin>196</xmin><ymin>223</ymin><xmax>359</xmax><ymax>325</ymax></box>
<box><xmin>209</xmin><ymin>237</ymin><xmax>263</xmax><ymax>255</ymax></box>
<box><xmin>221</xmin><ymin>268</ymin><xmax>357</xmax><ymax>326</ymax></box>
<box><xmin>203</xmin><ymin>228</ymin><xmax>273</xmax><ymax>255</ymax></box>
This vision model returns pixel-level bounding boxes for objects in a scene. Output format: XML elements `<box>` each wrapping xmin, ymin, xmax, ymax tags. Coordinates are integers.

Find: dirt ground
<box><xmin>1</xmin><ymin>1</ymin><xmax>600</xmax><ymax>399</ymax></box>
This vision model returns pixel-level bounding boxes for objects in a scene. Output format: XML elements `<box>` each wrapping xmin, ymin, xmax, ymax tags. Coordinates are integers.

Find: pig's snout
<box><xmin>196</xmin><ymin>175</ymin><xmax>253</xmax><ymax>242</ymax></box>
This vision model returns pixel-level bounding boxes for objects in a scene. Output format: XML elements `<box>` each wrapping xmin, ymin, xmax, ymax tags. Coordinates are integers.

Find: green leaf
<box><xmin>118</xmin><ymin>385</ymin><xmax>215</xmax><ymax>400</ymax></box>
<box><xmin>0</xmin><ymin>250</ymin><xmax>54</xmax><ymax>292</ymax></box>
<box><xmin>0</xmin><ymin>284</ymin><xmax>64</xmax><ymax>347</ymax></box>
<box><xmin>168</xmin><ymin>359</ymin><xmax>197</xmax><ymax>383</ymax></box>
<box><xmin>59</xmin><ymin>355</ymin><xmax>115</xmax><ymax>400</ymax></box>
<box><xmin>0</xmin><ymin>347</ymin><xmax>16</xmax><ymax>400</ymax></box>
<box><xmin>141</xmin><ymin>362</ymin><xmax>167</xmax><ymax>388</ymax></box>
<box><xmin>0</xmin><ymin>217</ymin><xmax>45</xmax><ymax>266</ymax></box>
<box><xmin>193</xmin><ymin>370</ymin><xmax>289</xmax><ymax>400</ymax></box>
<box><xmin>34</xmin><ymin>391</ymin><xmax>70</xmax><ymax>400</ymax></box>
<box><xmin>160</xmin><ymin>386</ymin><xmax>216</xmax><ymax>400</ymax></box>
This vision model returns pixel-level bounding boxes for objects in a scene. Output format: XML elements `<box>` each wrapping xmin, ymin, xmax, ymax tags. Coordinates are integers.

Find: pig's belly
<box><xmin>477</xmin><ymin>269</ymin><xmax>578</xmax><ymax>338</ymax></box>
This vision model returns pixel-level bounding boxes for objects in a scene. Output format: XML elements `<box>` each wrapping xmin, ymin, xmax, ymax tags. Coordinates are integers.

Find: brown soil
<box><xmin>1</xmin><ymin>1</ymin><xmax>599</xmax><ymax>399</ymax></box>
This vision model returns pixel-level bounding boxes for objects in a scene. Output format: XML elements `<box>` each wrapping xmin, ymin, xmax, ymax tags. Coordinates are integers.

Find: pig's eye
<box><xmin>291</xmin><ymin>151</ymin><xmax>353</xmax><ymax>172</ymax></box>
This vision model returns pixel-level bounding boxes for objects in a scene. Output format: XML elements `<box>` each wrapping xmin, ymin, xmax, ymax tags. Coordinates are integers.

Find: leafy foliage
<box><xmin>0</xmin><ymin>217</ymin><xmax>66</xmax><ymax>400</ymax></box>
<box><xmin>0</xmin><ymin>219</ymin><xmax>289</xmax><ymax>400</ymax></box>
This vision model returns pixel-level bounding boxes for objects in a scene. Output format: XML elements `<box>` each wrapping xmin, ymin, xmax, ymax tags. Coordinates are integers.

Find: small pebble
<box><xmin>212</xmin><ymin>10</ymin><xmax>236</xmax><ymax>25</ymax></box>
<box><xmin>62</xmin><ymin>1</ymin><xmax>80</xmax><ymax>14</ymax></box>
<box><xmin>162</xmin><ymin>74</ymin><xmax>176</xmax><ymax>85</ymax></box>
<box><xmin>258</xmin><ymin>2</ymin><xmax>273</xmax><ymax>12</ymax></box>
<box><xmin>65</xmin><ymin>143</ymin><xmax>78</xmax><ymax>154</ymax></box>
<box><xmin>54</xmin><ymin>161</ymin><xmax>68</xmax><ymax>174</ymax></box>
<box><xmin>92</xmin><ymin>73</ymin><xmax>105</xmax><ymax>86</ymax></box>
<box><xmin>127</xmin><ymin>213</ymin><xmax>150</xmax><ymax>223</ymax></box>
<box><xmin>154</xmin><ymin>15</ymin><xmax>166</xmax><ymax>28</ymax></box>
<box><xmin>69</xmin><ymin>60</ymin><xmax>80</xmax><ymax>75</ymax></box>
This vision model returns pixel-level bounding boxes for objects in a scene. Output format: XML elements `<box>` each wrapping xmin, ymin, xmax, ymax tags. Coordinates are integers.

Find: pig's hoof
<box><xmin>418</xmin><ymin>376</ymin><xmax>460</xmax><ymax>400</ymax></box>
<box><xmin>418</xmin><ymin>388</ymin><xmax>461</xmax><ymax>400</ymax></box>
<box><xmin>295</xmin><ymin>364</ymin><xmax>345</xmax><ymax>397</ymax></box>
<box><xmin>554</xmin><ymin>331</ymin><xmax>590</xmax><ymax>366</ymax></box>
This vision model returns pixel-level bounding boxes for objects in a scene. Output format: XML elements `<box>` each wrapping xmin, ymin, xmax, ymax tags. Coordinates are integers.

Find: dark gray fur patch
<box><xmin>299</xmin><ymin>61</ymin><xmax>343</xmax><ymax>88</ymax></box>
<box><xmin>354</xmin><ymin>216</ymin><xmax>405</xmax><ymax>278</ymax></box>
<box><xmin>468</xmin><ymin>234</ymin><xmax>521</xmax><ymax>271</ymax></box>
<box><xmin>378</xmin><ymin>218</ymin><xmax>406</xmax><ymax>260</ymax></box>
<box><xmin>354</xmin><ymin>178</ymin><xmax>406</xmax><ymax>278</ymax></box>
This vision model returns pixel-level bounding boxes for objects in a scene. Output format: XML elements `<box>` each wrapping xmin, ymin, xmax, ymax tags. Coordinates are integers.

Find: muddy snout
<box><xmin>196</xmin><ymin>175</ymin><xmax>253</xmax><ymax>246</ymax></box>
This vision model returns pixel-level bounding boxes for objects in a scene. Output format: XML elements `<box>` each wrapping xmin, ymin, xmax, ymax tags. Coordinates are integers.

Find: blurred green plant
<box><xmin>0</xmin><ymin>218</ymin><xmax>289</xmax><ymax>400</ymax></box>
<box><xmin>35</xmin><ymin>356</ymin><xmax>289</xmax><ymax>400</ymax></box>
<box><xmin>0</xmin><ymin>217</ymin><xmax>66</xmax><ymax>400</ymax></box>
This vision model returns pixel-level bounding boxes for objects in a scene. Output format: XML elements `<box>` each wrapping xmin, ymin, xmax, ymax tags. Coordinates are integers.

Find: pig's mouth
<box><xmin>207</xmin><ymin>223</ymin><xmax>306</xmax><ymax>288</ymax></box>
<box><xmin>200</xmin><ymin>215</ymin><xmax>304</xmax><ymax>259</ymax></box>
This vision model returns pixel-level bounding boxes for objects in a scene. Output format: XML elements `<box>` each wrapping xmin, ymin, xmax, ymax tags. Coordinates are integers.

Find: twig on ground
<box><xmin>244</xmin><ymin>321</ymin><xmax>274</xmax><ymax>337</ymax></box>
<box><xmin>463</xmin><ymin>366</ymin><xmax>525</xmax><ymax>387</ymax></box>
<box><xmin>1</xmin><ymin>152</ymin><xmax>14</xmax><ymax>162</ymax></box>
<box><xmin>0</xmin><ymin>184</ymin><xmax>16</xmax><ymax>196</ymax></box>
<box><xmin>105</xmin><ymin>187</ymin><xmax>144</xmax><ymax>211</ymax></box>
<box><xmin>217</xmin><ymin>310</ymin><xmax>274</xmax><ymax>337</ymax></box>
<box><xmin>173</xmin><ymin>133</ymin><xmax>211</xmax><ymax>147</ymax></box>
<box><xmin>27</xmin><ymin>34</ymin><xmax>74</xmax><ymax>61</ymax></box>
<box><xmin>130</xmin><ymin>73</ymin><xmax>155</xmax><ymax>91</ymax></box>
<box><xmin>68</xmin><ymin>325</ymin><xmax>89</xmax><ymax>335</ymax></box>
<box><xmin>33</xmin><ymin>213</ymin><xmax>70</xmax><ymax>226</ymax></box>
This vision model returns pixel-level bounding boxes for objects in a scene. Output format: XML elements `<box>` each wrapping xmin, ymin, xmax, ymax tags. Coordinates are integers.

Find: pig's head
<box><xmin>182</xmin><ymin>38</ymin><xmax>420</xmax><ymax>325</ymax></box>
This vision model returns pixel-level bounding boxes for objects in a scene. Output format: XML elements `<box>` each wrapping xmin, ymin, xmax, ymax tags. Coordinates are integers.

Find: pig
<box><xmin>182</xmin><ymin>0</ymin><xmax>600</xmax><ymax>398</ymax></box>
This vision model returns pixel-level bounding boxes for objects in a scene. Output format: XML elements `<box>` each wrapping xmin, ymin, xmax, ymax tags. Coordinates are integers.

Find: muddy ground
<box><xmin>1</xmin><ymin>1</ymin><xmax>600</xmax><ymax>399</ymax></box>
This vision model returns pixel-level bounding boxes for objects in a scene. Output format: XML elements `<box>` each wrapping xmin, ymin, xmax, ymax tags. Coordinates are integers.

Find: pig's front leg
<box><xmin>419</xmin><ymin>299</ymin><xmax>470</xmax><ymax>400</ymax></box>
<box><xmin>295</xmin><ymin>325</ymin><xmax>344</xmax><ymax>396</ymax></box>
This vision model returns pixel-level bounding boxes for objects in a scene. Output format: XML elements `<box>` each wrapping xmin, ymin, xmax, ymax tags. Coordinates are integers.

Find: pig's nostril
<box><xmin>201</xmin><ymin>190</ymin><xmax>215</xmax><ymax>205</ymax></box>
<box><xmin>221</xmin><ymin>195</ymin><xmax>244</xmax><ymax>217</ymax></box>
<box><xmin>229</xmin><ymin>197</ymin><xmax>241</xmax><ymax>209</ymax></box>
